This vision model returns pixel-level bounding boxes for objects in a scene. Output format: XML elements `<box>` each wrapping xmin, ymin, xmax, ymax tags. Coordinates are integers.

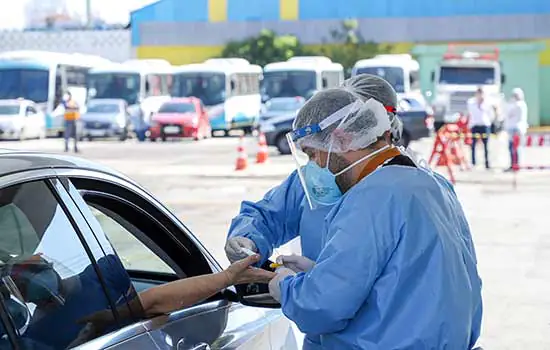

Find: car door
<box><xmin>0</xmin><ymin>171</ymin><xmax>157</xmax><ymax>349</ymax></box>
<box><xmin>56</xmin><ymin>169</ymin><xmax>284</xmax><ymax>349</ymax></box>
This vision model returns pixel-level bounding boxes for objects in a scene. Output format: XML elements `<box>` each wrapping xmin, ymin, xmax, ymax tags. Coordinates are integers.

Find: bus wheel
<box><xmin>223</xmin><ymin>130</ymin><xmax>230</xmax><ymax>137</ymax></box>
<box><xmin>243</xmin><ymin>127</ymin><xmax>253</xmax><ymax>135</ymax></box>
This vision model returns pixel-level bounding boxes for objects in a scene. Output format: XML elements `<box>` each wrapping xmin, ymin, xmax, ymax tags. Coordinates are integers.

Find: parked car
<box><xmin>0</xmin><ymin>150</ymin><xmax>299</xmax><ymax>349</ymax></box>
<box><xmin>397</xmin><ymin>97</ymin><xmax>434</xmax><ymax>147</ymax></box>
<box><xmin>81</xmin><ymin>99</ymin><xmax>130</xmax><ymax>141</ymax></box>
<box><xmin>259</xmin><ymin>113</ymin><xmax>295</xmax><ymax>154</ymax></box>
<box><xmin>149</xmin><ymin>98</ymin><xmax>212</xmax><ymax>142</ymax></box>
<box><xmin>259</xmin><ymin>97</ymin><xmax>434</xmax><ymax>154</ymax></box>
<box><xmin>0</xmin><ymin>99</ymin><xmax>46</xmax><ymax>140</ymax></box>
<box><xmin>260</xmin><ymin>97</ymin><xmax>305</xmax><ymax>122</ymax></box>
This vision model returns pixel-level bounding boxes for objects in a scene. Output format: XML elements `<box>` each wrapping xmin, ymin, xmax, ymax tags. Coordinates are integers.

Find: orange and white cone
<box><xmin>235</xmin><ymin>136</ymin><xmax>248</xmax><ymax>171</ymax></box>
<box><xmin>256</xmin><ymin>132</ymin><xmax>269</xmax><ymax>164</ymax></box>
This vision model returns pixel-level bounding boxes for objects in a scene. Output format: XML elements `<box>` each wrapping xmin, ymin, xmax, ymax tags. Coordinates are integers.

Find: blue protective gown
<box><xmin>278</xmin><ymin>166</ymin><xmax>483</xmax><ymax>349</ymax></box>
<box><xmin>228</xmin><ymin>170</ymin><xmax>332</xmax><ymax>348</ymax></box>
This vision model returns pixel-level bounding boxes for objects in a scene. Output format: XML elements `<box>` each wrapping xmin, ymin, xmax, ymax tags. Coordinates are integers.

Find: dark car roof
<box><xmin>0</xmin><ymin>149</ymin><xmax>133</xmax><ymax>183</ymax></box>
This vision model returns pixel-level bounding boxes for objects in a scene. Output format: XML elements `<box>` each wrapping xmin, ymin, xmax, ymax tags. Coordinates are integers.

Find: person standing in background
<box><xmin>504</xmin><ymin>88</ymin><xmax>528</xmax><ymax>171</ymax></box>
<box><xmin>59</xmin><ymin>91</ymin><xmax>80</xmax><ymax>153</ymax></box>
<box><xmin>467</xmin><ymin>87</ymin><xmax>495</xmax><ymax>169</ymax></box>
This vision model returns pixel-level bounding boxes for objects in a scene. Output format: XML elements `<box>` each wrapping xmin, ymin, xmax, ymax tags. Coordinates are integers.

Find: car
<box><xmin>0</xmin><ymin>150</ymin><xmax>299</xmax><ymax>349</ymax></box>
<box><xmin>259</xmin><ymin>113</ymin><xmax>295</xmax><ymax>155</ymax></box>
<box><xmin>81</xmin><ymin>99</ymin><xmax>130</xmax><ymax>141</ymax></box>
<box><xmin>396</xmin><ymin>98</ymin><xmax>434</xmax><ymax>148</ymax></box>
<box><xmin>0</xmin><ymin>99</ymin><xmax>46</xmax><ymax>140</ymax></box>
<box><xmin>149</xmin><ymin>98</ymin><xmax>212</xmax><ymax>142</ymax></box>
<box><xmin>260</xmin><ymin>97</ymin><xmax>305</xmax><ymax>122</ymax></box>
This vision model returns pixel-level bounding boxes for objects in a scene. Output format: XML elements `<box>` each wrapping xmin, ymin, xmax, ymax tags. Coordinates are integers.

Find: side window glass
<box><xmin>0</xmin><ymin>181</ymin><xmax>127</xmax><ymax>349</ymax></box>
<box><xmin>88</xmin><ymin>205</ymin><xmax>175</xmax><ymax>274</ymax></box>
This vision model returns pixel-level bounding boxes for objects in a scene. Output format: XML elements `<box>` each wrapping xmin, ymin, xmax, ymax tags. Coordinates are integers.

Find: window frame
<box><xmin>83</xmin><ymin>191</ymin><xmax>183</xmax><ymax>278</ymax></box>
<box><xmin>0</xmin><ymin>173</ymin><xmax>123</xmax><ymax>348</ymax></box>
<box><xmin>56</xmin><ymin>169</ymin><xmax>219</xmax><ymax>278</ymax></box>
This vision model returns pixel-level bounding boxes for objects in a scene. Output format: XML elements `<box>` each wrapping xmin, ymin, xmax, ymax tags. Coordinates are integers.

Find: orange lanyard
<box><xmin>358</xmin><ymin>147</ymin><xmax>402</xmax><ymax>181</ymax></box>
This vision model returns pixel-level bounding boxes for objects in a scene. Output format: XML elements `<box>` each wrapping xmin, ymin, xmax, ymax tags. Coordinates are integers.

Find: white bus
<box><xmin>171</xmin><ymin>58</ymin><xmax>263</xmax><ymax>135</ymax></box>
<box><xmin>0</xmin><ymin>50</ymin><xmax>111</xmax><ymax>136</ymax></box>
<box><xmin>87</xmin><ymin>59</ymin><xmax>174</xmax><ymax>125</ymax></box>
<box><xmin>352</xmin><ymin>54</ymin><xmax>425</xmax><ymax>104</ymax></box>
<box><xmin>262</xmin><ymin>56</ymin><xmax>344</xmax><ymax>103</ymax></box>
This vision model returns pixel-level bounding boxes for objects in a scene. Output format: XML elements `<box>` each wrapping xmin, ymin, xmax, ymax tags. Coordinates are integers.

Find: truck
<box><xmin>429</xmin><ymin>44</ymin><xmax>506</xmax><ymax>131</ymax></box>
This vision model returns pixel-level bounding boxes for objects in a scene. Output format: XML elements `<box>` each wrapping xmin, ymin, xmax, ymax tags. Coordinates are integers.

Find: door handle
<box><xmin>176</xmin><ymin>339</ymin><xmax>210</xmax><ymax>350</ymax></box>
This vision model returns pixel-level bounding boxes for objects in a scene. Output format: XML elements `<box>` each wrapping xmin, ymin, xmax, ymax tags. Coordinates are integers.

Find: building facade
<box><xmin>131</xmin><ymin>0</ymin><xmax>550</xmax><ymax>125</ymax></box>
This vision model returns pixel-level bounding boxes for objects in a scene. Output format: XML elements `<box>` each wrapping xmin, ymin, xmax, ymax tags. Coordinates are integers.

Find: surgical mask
<box><xmin>303</xmin><ymin>145</ymin><xmax>391</xmax><ymax>207</ymax></box>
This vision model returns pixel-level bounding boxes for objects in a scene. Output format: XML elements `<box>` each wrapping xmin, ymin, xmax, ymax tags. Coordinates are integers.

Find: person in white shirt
<box><xmin>504</xmin><ymin>88</ymin><xmax>528</xmax><ymax>171</ymax></box>
<box><xmin>467</xmin><ymin>87</ymin><xmax>495</xmax><ymax>169</ymax></box>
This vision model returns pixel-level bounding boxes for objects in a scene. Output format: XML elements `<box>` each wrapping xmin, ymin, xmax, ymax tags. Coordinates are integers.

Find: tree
<box><xmin>320</xmin><ymin>19</ymin><xmax>393</xmax><ymax>77</ymax></box>
<box><xmin>220</xmin><ymin>29</ymin><xmax>313</xmax><ymax>67</ymax></box>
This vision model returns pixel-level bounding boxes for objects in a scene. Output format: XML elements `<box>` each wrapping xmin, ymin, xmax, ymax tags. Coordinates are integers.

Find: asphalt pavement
<box><xmin>2</xmin><ymin>133</ymin><xmax>550</xmax><ymax>349</ymax></box>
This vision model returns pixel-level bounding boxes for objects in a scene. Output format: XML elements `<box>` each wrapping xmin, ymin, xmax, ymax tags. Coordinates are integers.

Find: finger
<box><xmin>234</xmin><ymin>254</ymin><xmax>260</xmax><ymax>270</ymax></box>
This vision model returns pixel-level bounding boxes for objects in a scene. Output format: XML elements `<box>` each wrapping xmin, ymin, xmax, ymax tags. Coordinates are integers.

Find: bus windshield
<box><xmin>439</xmin><ymin>66</ymin><xmax>496</xmax><ymax>85</ymax></box>
<box><xmin>261</xmin><ymin>71</ymin><xmax>317</xmax><ymax>102</ymax></box>
<box><xmin>354</xmin><ymin>66</ymin><xmax>405</xmax><ymax>93</ymax></box>
<box><xmin>87</xmin><ymin>73</ymin><xmax>140</xmax><ymax>105</ymax></box>
<box><xmin>0</xmin><ymin>69</ymin><xmax>49</xmax><ymax>102</ymax></box>
<box><xmin>171</xmin><ymin>73</ymin><xmax>226</xmax><ymax>107</ymax></box>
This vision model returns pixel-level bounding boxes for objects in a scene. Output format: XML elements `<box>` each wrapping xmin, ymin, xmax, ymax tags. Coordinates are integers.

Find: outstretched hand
<box><xmin>224</xmin><ymin>255</ymin><xmax>276</xmax><ymax>285</ymax></box>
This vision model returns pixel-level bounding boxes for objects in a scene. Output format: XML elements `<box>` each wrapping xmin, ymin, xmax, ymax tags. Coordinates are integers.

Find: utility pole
<box><xmin>85</xmin><ymin>0</ymin><xmax>92</xmax><ymax>28</ymax></box>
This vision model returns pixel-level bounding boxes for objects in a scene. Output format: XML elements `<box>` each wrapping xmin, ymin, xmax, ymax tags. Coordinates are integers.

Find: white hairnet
<box><xmin>342</xmin><ymin>74</ymin><xmax>403</xmax><ymax>144</ymax></box>
<box><xmin>512</xmin><ymin>88</ymin><xmax>524</xmax><ymax>100</ymax></box>
<box><xmin>293</xmin><ymin>87</ymin><xmax>391</xmax><ymax>153</ymax></box>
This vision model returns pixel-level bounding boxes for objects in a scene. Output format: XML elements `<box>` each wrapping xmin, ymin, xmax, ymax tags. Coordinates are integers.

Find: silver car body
<box><xmin>0</xmin><ymin>150</ymin><xmax>299</xmax><ymax>350</ymax></box>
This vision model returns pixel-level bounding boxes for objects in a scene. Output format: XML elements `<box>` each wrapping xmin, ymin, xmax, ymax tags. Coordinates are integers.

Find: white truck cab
<box><xmin>429</xmin><ymin>46</ymin><xmax>506</xmax><ymax>129</ymax></box>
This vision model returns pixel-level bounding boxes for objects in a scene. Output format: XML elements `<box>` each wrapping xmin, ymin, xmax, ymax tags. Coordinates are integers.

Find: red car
<box><xmin>149</xmin><ymin>97</ymin><xmax>212</xmax><ymax>141</ymax></box>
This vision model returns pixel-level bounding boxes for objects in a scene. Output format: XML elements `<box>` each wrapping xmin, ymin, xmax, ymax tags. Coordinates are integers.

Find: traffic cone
<box><xmin>235</xmin><ymin>136</ymin><xmax>248</xmax><ymax>171</ymax></box>
<box><xmin>256</xmin><ymin>132</ymin><xmax>269</xmax><ymax>164</ymax></box>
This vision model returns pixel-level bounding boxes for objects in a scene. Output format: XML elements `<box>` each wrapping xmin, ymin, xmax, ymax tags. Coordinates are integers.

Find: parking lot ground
<box><xmin>2</xmin><ymin>134</ymin><xmax>550</xmax><ymax>349</ymax></box>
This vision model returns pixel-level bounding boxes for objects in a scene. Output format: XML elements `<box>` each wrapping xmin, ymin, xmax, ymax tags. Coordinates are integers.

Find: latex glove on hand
<box><xmin>276</xmin><ymin>254</ymin><xmax>315</xmax><ymax>273</ymax></box>
<box><xmin>225</xmin><ymin>237</ymin><xmax>258</xmax><ymax>263</ymax></box>
<box><xmin>268</xmin><ymin>267</ymin><xmax>295</xmax><ymax>303</ymax></box>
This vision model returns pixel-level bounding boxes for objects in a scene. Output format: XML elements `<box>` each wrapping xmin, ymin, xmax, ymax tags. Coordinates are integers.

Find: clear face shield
<box><xmin>286</xmin><ymin>99</ymin><xmax>392</xmax><ymax>210</ymax></box>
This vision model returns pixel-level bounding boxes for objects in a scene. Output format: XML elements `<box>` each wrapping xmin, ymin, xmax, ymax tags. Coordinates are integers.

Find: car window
<box><xmin>0</xmin><ymin>180</ymin><xmax>131</xmax><ymax>349</ymax></box>
<box><xmin>87</xmin><ymin>104</ymin><xmax>120</xmax><ymax>114</ymax></box>
<box><xmin>88</xmin><ymin>205</ymin><xmax>175</xmax><ymax>274</ymax></box>
<box><xmin>158</xmin><ymin>102</ymin><xmax>196</xmax><ymax>114</ymax></box>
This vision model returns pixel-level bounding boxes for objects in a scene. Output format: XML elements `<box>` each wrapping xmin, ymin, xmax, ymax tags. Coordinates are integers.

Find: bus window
<box><xmin>321</xmin><ymin>71</ymin><xmax>341</xmax><ymax>90</ymax></box>
<box><xmin>54</xmin><ymin>72</ymin><xmax>63</xmax><ymax>107</ymax></box>
<box><xmin>87</xmin><ymin>73</ymin><xmax>140</xmax><ymax>105</ymax></box>
<box><xmin>261</xmin><ymin>71</ymin><xmax>317</xmax><ymax>101</ymax></box>
<box><xmin>0</xmin><ymin>68</ymin><xmax>50</xmax><ymax>103</ymax></box>
<box><xmin>171</xmin><ymin>73</ymin><xmax>226</xmax><ymax>106</ymax></box>
<box><xmin>353</xmin><ymin>66</ymin><xmax>405</xmax><ymax>93</ymax></box>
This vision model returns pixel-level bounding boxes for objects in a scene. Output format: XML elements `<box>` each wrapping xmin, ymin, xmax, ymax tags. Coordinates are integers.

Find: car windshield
<box><xmin>171</xmin><ymin>73</ymin><xmax>226</xmax><ymax>106</ymax></box>
<box><xmin>87</xmin><ymin>104</ymin><xmax>121</xmax><ymax>114</ymax></box>
<box><xmin>354</xmin><ymin>66</ymin><xmax>405</xmax><ymax>93</ymax></box>
<box><xmin>87</xmin><ymin>73</ymin><xmax>140</xmax><ymax>105</ymax></box>
<box><xmin>439</xmin><ymin>66</ymin><xmax>496</xmax><ymax>85</ymax></box>
<box><xmin>0</xmin><ymin>105</ymin><xmax>20</xmax><ymax>115</ymax></box>
<box><xmin>265</xmin><ymin>98</ymin><xmax>304</xmax><ymax>112</ymax></box>
<box><xmin>158</xmin><ymin>102</ymin><xmax>196</xmax><ymax>113</ymax></box>
<box><xmin>261</xmin><ymin>71</ymin><xmax>317</xmax><ymax>102</ymax></box>
<box><xmin>0</xmin><ymin>68</ymin><xmax>49</xmax><ymax>103</ymax></box>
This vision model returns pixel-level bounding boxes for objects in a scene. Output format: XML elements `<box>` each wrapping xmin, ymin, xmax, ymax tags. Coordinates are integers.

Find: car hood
<box><xmin>81</xmin><ymin>113</ymin><xmax>119</xmax><ymax>122</ymax></box>
<box><xmin>153</xmin><ymin>113</ymin><xmax>197</xmax><ymax>123</ymax></box>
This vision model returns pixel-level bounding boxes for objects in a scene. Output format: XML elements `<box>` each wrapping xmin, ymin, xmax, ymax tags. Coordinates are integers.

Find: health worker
<box><xmin>267</xmin><ymin>86</ymin><xmax>483</xmax><ymax>349</ymax></box>
<box><xmin>225</xmin><ymin>74</ymin><xmax>404</xmax><ymax>349</ymax></box>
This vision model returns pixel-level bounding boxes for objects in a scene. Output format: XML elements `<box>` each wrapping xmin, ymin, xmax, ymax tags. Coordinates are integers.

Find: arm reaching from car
<box><xmin>139</xmin><ymin>254</ymin><xmax>274</xmax><ymax>316</ymax></box>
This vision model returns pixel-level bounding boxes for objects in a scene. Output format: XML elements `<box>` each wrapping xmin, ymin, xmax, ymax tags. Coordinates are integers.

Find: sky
<box><xmin>0</xmin><ymin>0</ymin><xmax>157</xmax><ymax>28</ymax></box>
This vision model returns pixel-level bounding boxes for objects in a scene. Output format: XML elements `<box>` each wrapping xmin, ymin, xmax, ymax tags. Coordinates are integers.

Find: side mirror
<box><xmin>501</xmin><ymin>74</ymin><xmax>506</xmax><ymax>84</ymax></box>
<box><xmin>230</xmin><ymin>81</ymin><xmax>236</xmax><ymax>91</ymax></box>
<box><xmin>233</xmin><ymin>260</ymin><xmax>280</xmax><ymax>309</ymax></box>
<box><xmin>322</xmin><ymin>78</ymin><xmax>328</xmax><ymax>88</ymax></box>
<box><xmin>430</xmin><ymin>71</ymin><xmax>435</xmax><ymax>82</ymax></box>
